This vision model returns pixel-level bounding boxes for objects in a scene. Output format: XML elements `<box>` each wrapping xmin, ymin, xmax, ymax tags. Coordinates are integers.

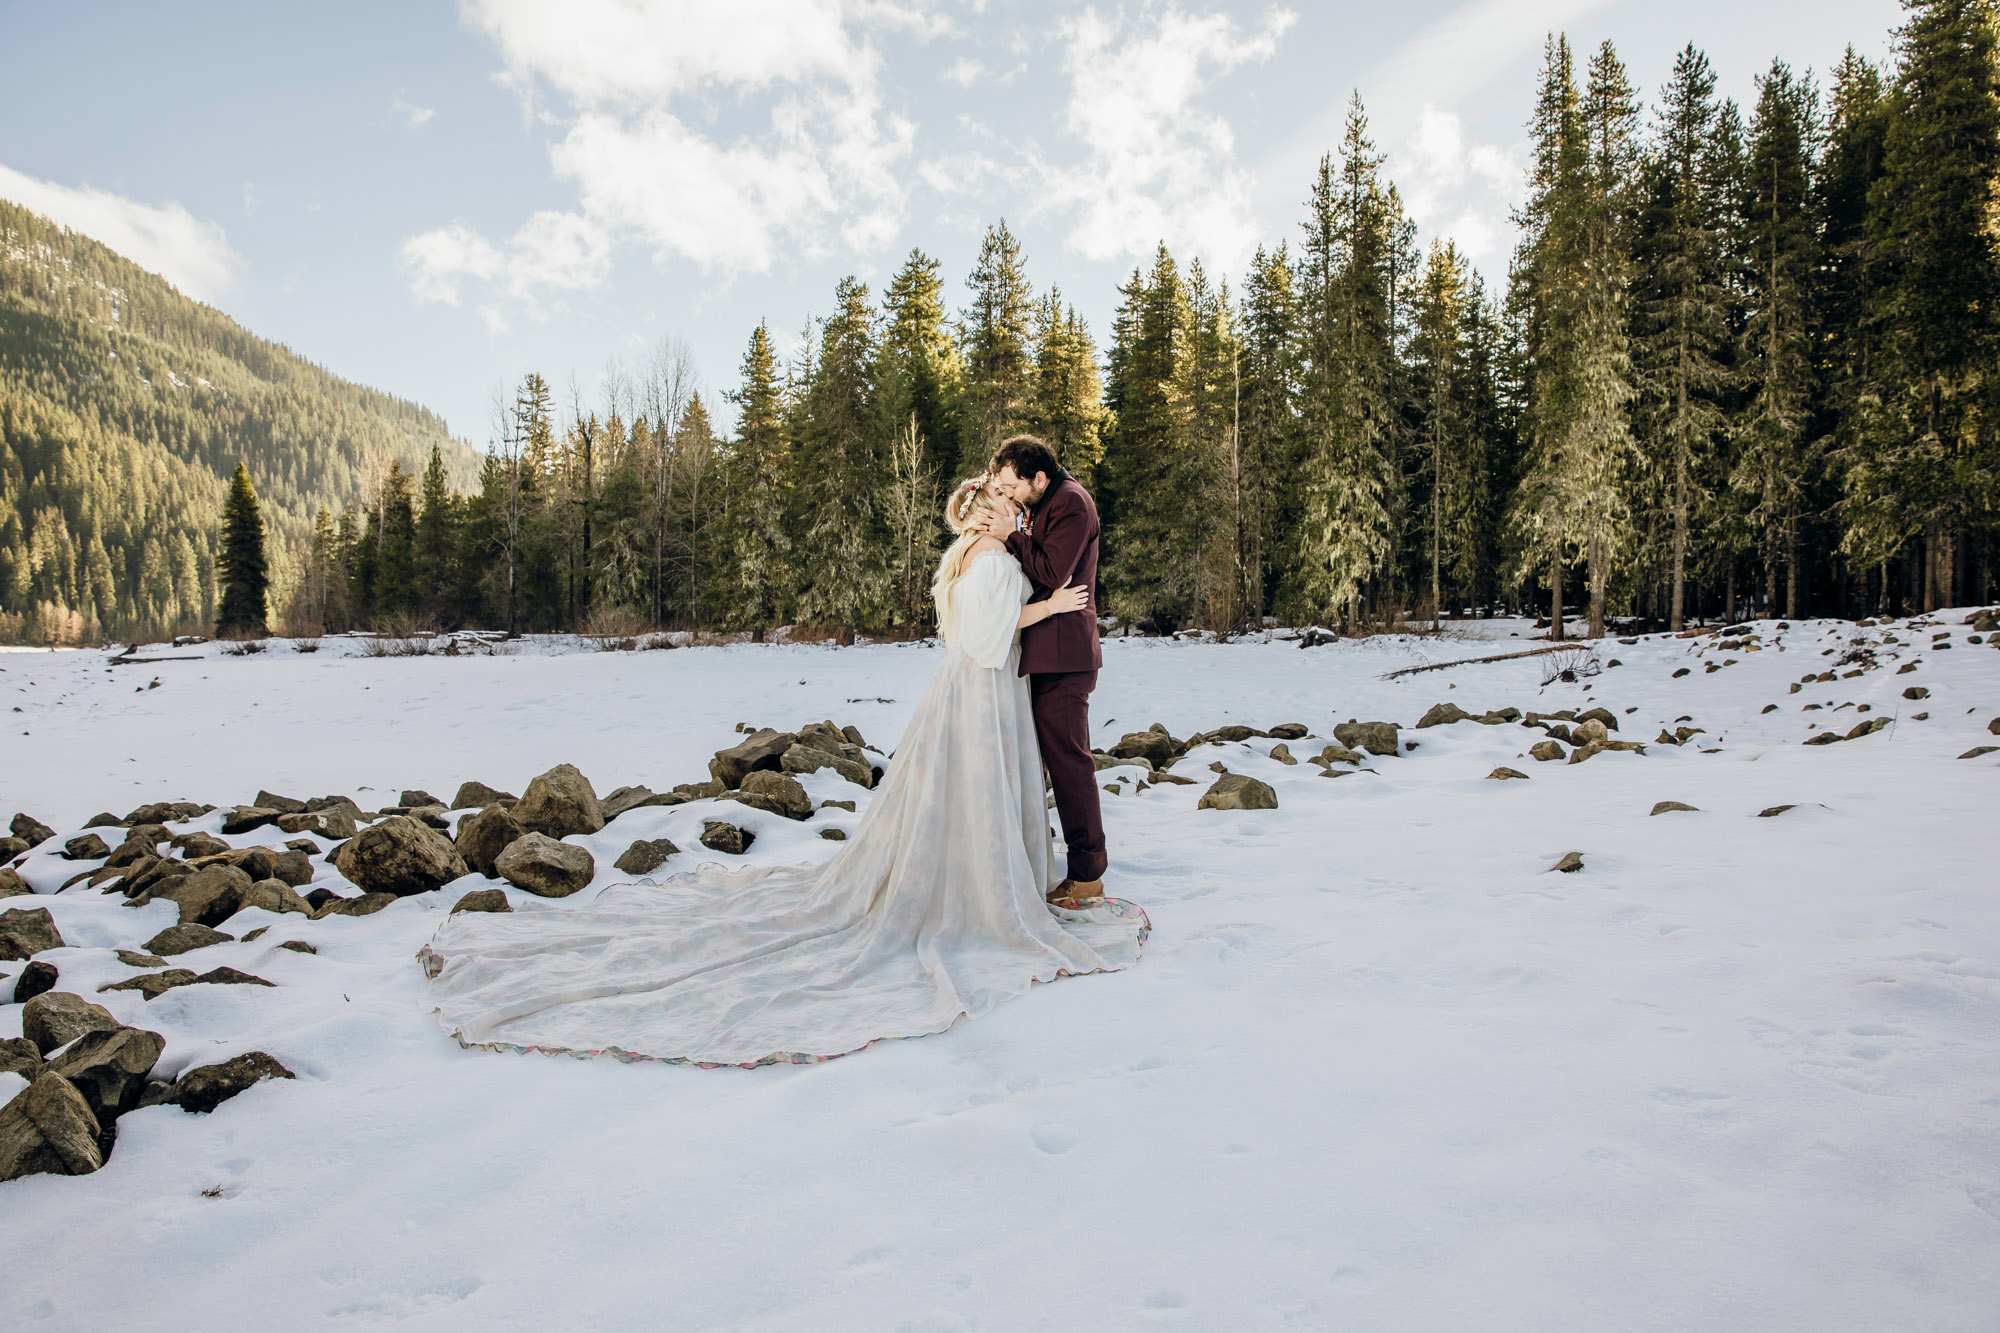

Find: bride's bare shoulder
<box><xmin>966</xmin><ymin>535</ymin><xmax>1007</xmax><ymax>558</ymax></box>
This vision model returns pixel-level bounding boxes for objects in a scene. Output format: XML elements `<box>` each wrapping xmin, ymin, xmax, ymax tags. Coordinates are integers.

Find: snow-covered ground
<box><xmin>3</xmin><ymin>614</ymin><xmax>1996</xmax><ymax>1331</ymax></box>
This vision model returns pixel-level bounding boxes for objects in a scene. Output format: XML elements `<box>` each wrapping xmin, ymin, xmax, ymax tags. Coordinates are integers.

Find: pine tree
<box><xmin>1176</xmin><ymin>260</ymin><xmax>1244</xmax><ymax>627</ymax></box>
<box><xmin>883</xmin><ymin>413</ymin><xmax>939</xmax><ymax>630</ymax></box>
<box><xmin>1854</xmin><ymin>0</ymin><xmax>2000</xmax><ymax>609</ymax></box>
<box><xmin>414</xmin><ymin>443</ymin><xmax>458</xmax><ymax>620</ymax></box>
<box><xmin>1507</xmin><ymin>37</ymin><xmax>1642</xmax><ymax>639</ymax></box>
<box><xmin>1737</xmin><ymin>60</ymin><xmax>1821</xmax><ymax>618</ymax></box>
<box><xmin>725</xmin><ymin>323</ymin><xmax>795</xmax><ymax>629</ymax></box>
<box><xmin>370</xmin><ymin>459</ymin><xmax>418</xmax><ymax>619</ymax></box>
<box><xmin>1457</xmin><ymin>275</ymin><xmax>1505</xmax><ymax>609</ymax></box>
<box><xmin>1818</xmin><ymin>48</ymin><xmax>1893</xmax><ymax>609</ymax></box>
<box><xmin>1572</xmin><ymin>40</ymin><xmax>1644</xmax><ymax>637</ymax></box>
<box><xmin>1237</xmin><ymin>244</ymin><xmax>1301</xmax><ymax>622</ymax></box>
<box><xmin>1101</xmin><ymin>244</ymin><xmax>1199</xmax><ymax>628</ymax></box>
<box><xmin>289</xmin><ymin>503</ymin><xmax>346</xmax><ymax>633</ymax></box>
<box><xmin>1410</xmin><ymin>241</ymin><xmax>1472</xmax><ymax>626</ymax></box>
<box><xmin>1030</xmin><ymin>289</ymin><xmax>1107</xmax><ymax>487</ymax></box>
<box><xmin>1296</xmin><ymin>95</ymin><xmax>1398</xmax><ymax>629</ymax></box>
<box><xmin>215</xmin><ymin>462</ymin><xmax>269</xmax><ymax>637</ymax></box>
<box><xmin>957</xmin><ymin>220</ymin><xmax>1036</xmax><ymax>477</ymax></box>
<box><xmin>795</xmin><ymin>276</ymin><xmax>886</xmax><ymax>635</ymax></box>
<box><xmin>1633</xmin><ymin>44</ymin><xmax>1734</xmax><ymax>629</ymax></box>
<box><xmin>671</xmin><ymin>391</ymin><xmax>719</xmax><ymax>625</ymax></box>
<box><xmin>877</xmin><ymin>249</ymin><xmax>961</xmax><ymax>491</ymax></box>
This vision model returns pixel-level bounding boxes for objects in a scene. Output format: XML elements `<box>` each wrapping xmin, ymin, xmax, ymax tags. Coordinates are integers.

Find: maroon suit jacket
<box><xmin>1005</xmin><ymin>471</ymin><xmax>1102</xmax><ymax>677</ymax></box>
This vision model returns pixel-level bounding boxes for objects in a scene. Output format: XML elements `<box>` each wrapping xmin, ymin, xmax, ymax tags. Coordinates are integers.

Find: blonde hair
<box><xmin>930</xmin><ymin>474</ymin><xmax>1001</xmax><ymax>613</ymax></box>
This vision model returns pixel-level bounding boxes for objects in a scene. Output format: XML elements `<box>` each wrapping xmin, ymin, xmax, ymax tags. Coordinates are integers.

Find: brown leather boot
<box><xmin>1047</xmin><ymin>877</ymin><xmax>1105</xmax><ymax>907</ymax></box>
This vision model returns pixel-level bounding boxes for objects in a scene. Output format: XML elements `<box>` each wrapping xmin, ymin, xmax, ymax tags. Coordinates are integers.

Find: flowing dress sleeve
<box><xmin>954</xmin><ymin>549</ymin><xmax>1027</xmax><ymax>670</ymax></box>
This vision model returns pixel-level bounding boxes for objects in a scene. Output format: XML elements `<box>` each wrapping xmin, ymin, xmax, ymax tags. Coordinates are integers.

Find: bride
<box><xmin>419</xmin><ymin>475</ymin><xmax>1149</xmax><ymax>1067</ymax></box>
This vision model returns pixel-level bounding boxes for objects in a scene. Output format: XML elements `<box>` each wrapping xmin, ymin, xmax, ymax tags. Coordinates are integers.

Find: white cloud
<box><xmin>1393</xmin><ymin>104</ymin><xmax>1526</xmax><ymax>273</ymax></box>
<box><xmin>1363</xmin><ymin>0</ymin><xmax>1608</xmax><ymax>278</ymax></box>
<box><xmin>0</xmin><ymin>162</ymin><xmax>241</xmax><ymax>303</ymax></box>
<box><xmin>400</xmin><ymin>210</ymin><xmax>611</xmax><ymax>329</ymax></box>
<box><xmin>393</xmin><ymin>92</ymin><xmax>436</xmax><ymax>127</ymax></box>
<box><xmin>1365</xmin><ymin>0</ymin><xmax>1611</xmax><ymax>115</ymax></box>
<box><xmin>943</xmin><ymin>57</ymin><xmax>985</xmax><ymax>87</ymax></box>
<box><xmin>1041</xmin><ymin>5</ymin><xmax>1296</xmax><ymax>272</ymax></box>
<box><xmin>402</xmin><ymin>0</ymin><xmax>926</xmax><ymax>314</ymax></box>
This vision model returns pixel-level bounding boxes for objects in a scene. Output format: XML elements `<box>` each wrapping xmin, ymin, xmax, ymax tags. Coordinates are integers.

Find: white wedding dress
<box><xmin>418</xmin><ymin>548</ymin><xmax>1147</xmax><ymax>1067</ymax></box>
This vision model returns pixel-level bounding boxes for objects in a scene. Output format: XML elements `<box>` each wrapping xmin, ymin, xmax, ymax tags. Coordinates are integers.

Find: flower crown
<box><xmin>952</xmin><ymin>473</ymin><xmax>989</xmax><ymax>522</ymax></box>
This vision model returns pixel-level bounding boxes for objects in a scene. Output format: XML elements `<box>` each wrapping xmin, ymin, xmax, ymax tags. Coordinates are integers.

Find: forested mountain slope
<box><xmin>0</xmin><ymin>197</ymin><xmax>478</xmax><ymax>641</ymax></box>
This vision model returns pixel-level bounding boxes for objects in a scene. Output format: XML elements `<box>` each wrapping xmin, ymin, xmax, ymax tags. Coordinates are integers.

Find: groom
<box><xmin>974</xmin><ymin>435</ymin><xmax>1107</xmax><ymax>902</ymax></box>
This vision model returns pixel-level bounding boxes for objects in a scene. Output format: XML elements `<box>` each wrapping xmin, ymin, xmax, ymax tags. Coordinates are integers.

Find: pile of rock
<box><xmin>0</xmin><ymin>988</ymin><xmax>291</xmax><ymax>1181</ymax></box>
<box><xmin>656</xmin><ymin>721</ymin><xmax>887</xmax><ymax>857</ymax></box>
<box><xmin>1415</xmin><ymin>702</ymin><xmax>1523</xmax><ymax>729</ymax></box>
<box><xmin>1515</xmin><ymin>707</ymin><xmax>1644</xmax><ymax>764</ymax></box>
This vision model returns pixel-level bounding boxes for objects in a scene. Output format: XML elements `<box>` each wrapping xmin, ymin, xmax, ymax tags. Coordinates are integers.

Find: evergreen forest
<box><xmin>0</xmin><ymin>197</ymin><xmax>479</xmax><ymax>644</ymax></box>
<box><xmin>25</xmin><ymin>4</ymin><xmax>2000</xmax><ymax>644</ymax></box>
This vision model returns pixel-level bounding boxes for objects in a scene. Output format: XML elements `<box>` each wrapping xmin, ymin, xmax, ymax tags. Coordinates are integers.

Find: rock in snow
<box><xmin>12</xmin><ymin>958</ymin><xmax>58</xmax><ymax>1003</ymax></box>
<box><xmin>161</xmin><ymin>1052</ymin><xmax>295</xmax><ymax>1115</ymax></box>
<box><xmin>22</xmin><ymin>992</ymin><xmax>120</xmax><ymax>1055</ymax></box>
<box><xmin>700</xmin><ymin>822</ymin><xmax>754</xmax><ymax>855</ymax></box>
<box><xmin>511</xmin><ymin>763</ymin><xmax>606</xmax><ymax>839</ymax></box>
<box><xmin>709</xmin><ymin>728</ymin><xmax>796</xmax><ymax>788</ymax></box>
<box><xmin>729</xmin><ymin>770</ymin><xmax>814</xmax><ymax>821</ymax></box>
<box><xmin>45</xmin><ymin>1026</ymin><xmax>165</xmax><ymax>1130</ymax></box>
<box><xmin>0</xmin><ymin>1073</ymin><xmax>105</xmax><ymax>1179</ymax></box>
<box><xmin>613</xmin><ymin>839</ymin><xmax>680</xmax><ymax>876</ymax></box>
<box><xmin>333</xmin><ymin>816</ymin><xmax>468</xmax><ymax>896</ymax></box>
<box><xmin>493</xmin><ymin>833</ymin><xmax>595</xmax><ymax>898</ymax></box>
<box><xmin>454</xmin><ymin>803</ymin><xmax>527</xmax><ymax>879</ymax></box>
<box><xmin>451</xmin><ymin>888</ymin><xmax>511</xmax><ymax>915</ymax></box>
<box><xmin>1197</xmin><ymin>773</ymin><xmax>1278</xmax><ymax>811</ymax></box>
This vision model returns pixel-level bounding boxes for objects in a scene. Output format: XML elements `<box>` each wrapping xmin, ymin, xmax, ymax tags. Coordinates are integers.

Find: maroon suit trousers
<box><xmin>1031</xmin><ymin>669</ymin><xmax>1106</xmax><ymax>883</ymax></box>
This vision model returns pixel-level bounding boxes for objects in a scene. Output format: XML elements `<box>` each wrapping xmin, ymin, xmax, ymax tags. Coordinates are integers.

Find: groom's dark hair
<box><xmin>990</xmin><ymin>434</ymin><xmax>1060</xmax><ymax>483</ymax></box>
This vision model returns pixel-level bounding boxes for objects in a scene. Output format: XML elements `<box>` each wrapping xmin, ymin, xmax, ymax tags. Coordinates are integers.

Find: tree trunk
<box><xmin>1549</xmin><ymin>529</ymin><xmax>1565</xmax><ymax>642</ymax></box>
<box><xmin>1924</xmin><ymin>522</ymin><xmax>1942</xmax><ymax>612</ymax></box>
<box><xmin>1785</xmin><ymin>511</ymin><xmax>1800</xmax><ymax>619</ymax></box>
<box><xmin>1669</xmin><ymin>450</ymin><xmax>1687</xmax><ymax>633</ymax></box>
<box><xmin>1587</xmin><ymin>527</ymin><xmax>1606</xmax><ymax>638</ymax></box>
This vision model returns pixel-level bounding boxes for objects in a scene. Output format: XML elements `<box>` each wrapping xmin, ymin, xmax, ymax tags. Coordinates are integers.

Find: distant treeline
<box><xmin>29</xmin><ymin>6</ymin><xmax>2000</xmax><ymax>646</ymax></box>
<box><xmin>311</xmin><ymin>6</ymin><xmax>1998</xmax><ymax>642</ymax></box>
<box><xmin>0</xmin><ymin>197</ymin><xmax>478</xmax><ymax>645</ymax></box>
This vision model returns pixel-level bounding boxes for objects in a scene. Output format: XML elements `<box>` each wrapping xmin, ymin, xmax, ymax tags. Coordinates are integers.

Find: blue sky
<box><xmin>0</xmin><ymin>1</ymin><xmax>1906</xmax><ymax>447</ymax></box>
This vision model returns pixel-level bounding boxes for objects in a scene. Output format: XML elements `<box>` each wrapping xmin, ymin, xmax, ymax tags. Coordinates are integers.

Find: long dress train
<box><xmin>417</xmin><ymin>549</ymin><xmax>1146</xmax><ymax>1067</ymax></box>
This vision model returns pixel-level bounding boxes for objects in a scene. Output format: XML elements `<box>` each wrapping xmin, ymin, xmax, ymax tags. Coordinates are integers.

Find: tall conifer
<box><xmin>215</xmin><ymin>462</ymin><xmax>269</xmax><ymax>637</ymax></box>
<box><xmin>1633</xmin><ymin>45</ymin><xmax>1734</xmax><ymax>629</ymax></box>
<box><xmin>958</xmin><ymin>221</ymin><xmax>1035</xmax><ymax>477</ymax></box>
<box><xmin>1296</xmin><ymin>96</ymin><xmax>1398</xmax><ymax>628</ymax></box>
<box><xmin>795</xmin><ymin>277</ymin><xmax>887</xmax><ymax>633</ymax></box>
<box><xmin>1856</xmin><ymin>0</ymin><xmax>2000</xmax><ymax>608</ymax></box>
<box><xmin>1737</xmin><ymin>60</ymin><xmax>1821</xmax><ymax>618</ymax></box>
<box><xmin>726</xmin><ymin>323</ymin><xmax>794</xmax><ymax>629</ymax></box>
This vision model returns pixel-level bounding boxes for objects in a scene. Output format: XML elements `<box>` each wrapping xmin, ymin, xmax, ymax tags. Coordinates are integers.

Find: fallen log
<box><xmin>1379</xmin><ymin>644</ymin><xmax>1575</xmax><ymax>680</ymax></box>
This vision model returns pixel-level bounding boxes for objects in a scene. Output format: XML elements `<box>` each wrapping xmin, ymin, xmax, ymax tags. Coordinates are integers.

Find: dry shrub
<box><xmin>1539</xmin><ymin>645</ymin><xmax>1601</xmax><ymax>687</ymax></box>
<box><xmin>359</xmin><ymin>634</ymin><xmax>431</xmax><ymax>658</ymax></box>
<box><xmin>374</xmin><ymin>609</ymin><xmax>439</xmax><ymax>640</ymax></box>
<box><xmin>583</xmin><ymin>606</ymin><xmax>652</xmax><ymax>638</ymax></box>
